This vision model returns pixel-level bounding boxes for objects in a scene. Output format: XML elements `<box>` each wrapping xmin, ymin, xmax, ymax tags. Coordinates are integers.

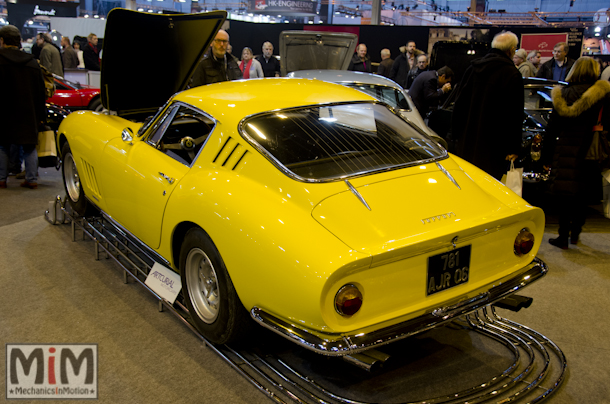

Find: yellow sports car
<box><xmin>57</xmin><ymin>9</ymin><xmax>547</xmax><ymax>355</ymax></box>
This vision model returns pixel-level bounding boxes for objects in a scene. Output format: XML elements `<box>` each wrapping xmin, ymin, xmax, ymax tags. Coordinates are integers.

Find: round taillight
<box><xmin>514</xmin><ymin>229</ymin><xmax>535</xmax><ymax>256</ymax></box>
<box><xmin>335</xmin><ymin>284</ymin><xmax>363</xmax><ymax>316</ymax></box>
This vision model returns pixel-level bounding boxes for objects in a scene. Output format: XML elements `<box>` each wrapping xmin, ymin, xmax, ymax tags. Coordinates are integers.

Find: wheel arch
<box><xmin>57</xmin><ymin>133</ymin><xmax>68</xmax><ymax>159</ymax></box>
<box><xmin>171</xmin><ymin>221</ymin><xmax>203</xmax><ymax>271</ymax></box>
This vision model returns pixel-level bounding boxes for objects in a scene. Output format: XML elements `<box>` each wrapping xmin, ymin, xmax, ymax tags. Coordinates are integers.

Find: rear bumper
<box><xmin>251</xmin><ymin>257</ymin><xmax>547</xmax><ymax>356</ymax></box>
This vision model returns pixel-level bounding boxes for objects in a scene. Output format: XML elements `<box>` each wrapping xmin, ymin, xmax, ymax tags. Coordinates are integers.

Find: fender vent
<box><xmin>80</xmin><ymin>158</ymin><xmax>101</xmax><ymax>197</ymax></box>
<box><xmin>213</xmin><ymin>136</ymin><xmax>248</xmax><ymax>170</ymax></box>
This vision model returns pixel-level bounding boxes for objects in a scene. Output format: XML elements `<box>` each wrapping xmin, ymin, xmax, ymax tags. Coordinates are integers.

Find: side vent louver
<box><xmin>213</xmin><ymin>136</ymin><xmax>248</xmax><ymax>170</ymax></box>
<box><xmin>80</xmin><ymin>158</ymin><xmax>101</xmax><ymax>197</ymax></box>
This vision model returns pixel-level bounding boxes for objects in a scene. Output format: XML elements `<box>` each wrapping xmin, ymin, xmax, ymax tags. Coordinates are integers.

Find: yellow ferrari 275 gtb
<box><xmin>57</xmin><ymin>9</ymin><xmax>547</xmax><ymax>355</ymax></box>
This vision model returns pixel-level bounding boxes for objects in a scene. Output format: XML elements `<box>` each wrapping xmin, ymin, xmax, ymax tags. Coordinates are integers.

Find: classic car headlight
<box><xmin>514</xmin><ymin>229</ymin><xmax>535</xmax><ymax>256</ymax></box>
<box><xmin>335</xmin><ymin>284</ymin><xmax>363</xmax><ymax>316</ymax></box>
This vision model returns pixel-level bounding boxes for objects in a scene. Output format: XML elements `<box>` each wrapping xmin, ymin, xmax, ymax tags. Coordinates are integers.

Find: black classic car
<box><xmin>428</xmin><ymin>77</ymin><xmax>565</xmax><ymax>188</ymax></box>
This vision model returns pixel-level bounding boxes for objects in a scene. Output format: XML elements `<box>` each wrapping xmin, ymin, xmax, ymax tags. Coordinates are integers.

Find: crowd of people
<box><xmin>3</xmin><ymin>24</ymin><xmax>610</xmax><ymax>253</ymax></box>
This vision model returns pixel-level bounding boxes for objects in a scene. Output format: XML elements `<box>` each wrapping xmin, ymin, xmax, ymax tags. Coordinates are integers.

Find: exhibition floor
<box><xmin>1</xmin><ymin>167</ymin><xmax>609</xmax><ymax>403</ymax></box>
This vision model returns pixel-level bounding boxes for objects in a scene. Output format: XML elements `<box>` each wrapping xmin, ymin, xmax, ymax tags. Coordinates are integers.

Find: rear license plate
<box><xmin>427</xmin><ymin>245</ymin><xmax>471</xmax><ymax>296</ymax></box>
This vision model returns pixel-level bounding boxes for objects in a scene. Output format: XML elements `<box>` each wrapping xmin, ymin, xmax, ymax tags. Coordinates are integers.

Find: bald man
<box><xmin>191</xmin><ymin>29</ymin><xmax>242</xmax><ymax>87</ymax></box>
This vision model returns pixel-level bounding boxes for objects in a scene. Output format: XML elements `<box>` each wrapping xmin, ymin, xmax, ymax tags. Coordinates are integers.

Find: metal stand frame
<box><xmin>45</xmin><ymin>196</ymin><xmax>567</xmax><ymax>404</ymax></box>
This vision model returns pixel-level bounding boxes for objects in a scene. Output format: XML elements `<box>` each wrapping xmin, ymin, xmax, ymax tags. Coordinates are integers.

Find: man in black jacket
<box><xmin>348</xmin><ymin>44</ymin><xmax>372</xmax><ymax>73</ymax></box>
<box><xmin>83</xmin><ymin>33</ymin><xmax>100</xmax><ymax>71</ymax></box>
<box><xmin>191</xmin><ymin>29</ymin><xmax>242</xmax><ymax>87</ymax></box>
<box><xmin>451</xmin><ymin>31</ymin><xmax>523</xmax><ymax>180</ymax></box>
<box><xmin>0</xmin><ymin>25</ymin><xmax>46</xmax><ymax>189</ymax></box>
<box><xmin>389</xmin><ymin>41</ymin><xmax>423</xmax><ymax>88</ymax></box>
<box><xmin>405</xmin><ymin>54</ymin><xmax>429</xmax><ymax>89</ymax></box>
<box><xmin>408</xmin><ymin>65</ymin><xmax>453</xmax><ymax>115</ymax></box>
<box><xmin>256</xmin><ymin>41</ymin><xmax>281</xmax><ymax>77</ymax></box>
<box><xmin>536</xmin><ymin>42</ymin><xmax>574</xmax><ymax>82</ymax></box>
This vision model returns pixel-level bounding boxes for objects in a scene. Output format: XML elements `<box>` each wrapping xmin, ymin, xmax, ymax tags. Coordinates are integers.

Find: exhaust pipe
<box><xmin>343</xmin><ymin>353</ymin><xmax>381</xmax><ymax>372</ymax></box>
<box><xmin>494</xmin><ymin>295</ymin><xmax>533</xmax><ymax>312</ymax></box>
<box><xmin>343</xmin><ymin>349</ymin><xmax>391</xmax><ymax>372</ymax></box>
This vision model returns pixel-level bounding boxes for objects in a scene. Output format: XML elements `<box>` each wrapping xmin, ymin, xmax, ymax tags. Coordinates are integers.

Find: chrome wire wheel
<box><xmin>64</xmin><ymin>152</ymin><xmax>81</xmax><ymax>203</ymax></box>
<box><xmin>185</xmin><ymin>247</ymin><xmax>220</xmax><ymax>323</ymax></box>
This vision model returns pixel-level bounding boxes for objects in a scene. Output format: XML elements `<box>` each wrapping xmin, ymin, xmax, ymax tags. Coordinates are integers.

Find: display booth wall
<box><xmin>227</xmin><ymin>20</ymin><xmax>584</xmax><ymax>73</ymax></box>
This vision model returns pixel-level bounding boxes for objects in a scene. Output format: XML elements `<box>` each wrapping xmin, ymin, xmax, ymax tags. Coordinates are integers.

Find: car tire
<box><xmin>180</xmin><ymin>228</ymin><xmax>249</xmax><ymax>345</ymax></box>
<box><xmin>61</xmin><ymin>142</ymin><xmax>94</xmax><ymax>216</ymax></box>
<box><xmin>88</xmin><ymin>98</ymin><xmax>104</xmax><ymax>113</ymax></box>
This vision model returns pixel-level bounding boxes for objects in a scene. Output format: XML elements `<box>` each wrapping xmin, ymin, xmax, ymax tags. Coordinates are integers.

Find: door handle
<box><xmin>159</xmin><ymin>172</ymin><xmax>175</xmax><ymax>184</ymax></box>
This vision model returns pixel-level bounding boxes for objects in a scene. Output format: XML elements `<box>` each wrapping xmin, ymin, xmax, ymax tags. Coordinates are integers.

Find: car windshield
<box><xmin>345</xmin><ymin>84</ymin><xmax>411</xmax><ymax>111</ymax></box>
<box><xmin>241</xmin><ymin>102</ymin><xmax>444</xmax><ymax>182</ymax></box>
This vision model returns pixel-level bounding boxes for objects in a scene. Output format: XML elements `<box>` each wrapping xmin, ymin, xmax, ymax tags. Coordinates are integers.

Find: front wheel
<box><xmin>180</xmin><ymin>228</ymin><xmax>249</xmax><ymax>345</ymax></box>
<box><xmin>62</xmin><ymin>142</ymin><xmax>94</xmax><ymax>216</ymax></box>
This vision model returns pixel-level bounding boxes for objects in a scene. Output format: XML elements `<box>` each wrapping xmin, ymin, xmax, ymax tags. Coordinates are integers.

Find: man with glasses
<box><xmin>536</xmin><ymin>42</ymin><xmax>574</xmax><ymax>81</ymax></box>
<box><xmin>191</xmin><ymin>29</ymin><xmax>242</xmax><ymax>87</ymax></box>
<box><xmin>405</xmin><ymin>54</ymin><xmax>429</xmax><ymax>89</ymax></box>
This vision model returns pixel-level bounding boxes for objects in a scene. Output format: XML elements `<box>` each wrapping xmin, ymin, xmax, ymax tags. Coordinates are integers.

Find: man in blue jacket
<box><xmin>536</xmin><ymin>42</ymin><xmax>574</xmax><ymax>82</ymax></box>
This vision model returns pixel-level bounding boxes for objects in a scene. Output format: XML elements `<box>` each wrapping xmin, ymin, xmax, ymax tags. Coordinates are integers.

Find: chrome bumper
<box><xmin>250</xmin><ymin>257</ymin><xmax>548</xmax><ymax>356</ymax></box>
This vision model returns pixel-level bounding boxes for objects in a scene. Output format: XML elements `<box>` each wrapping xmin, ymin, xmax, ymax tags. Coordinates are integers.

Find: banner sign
<box><xmin>249</xmin><ymin>0</ymin><xmax>317</xmax><ymax>15</ymax></box>
<box><xmin>520</xmin><ymin>33</ymin><xmax>569</xmax><ymax>60</ymax></box>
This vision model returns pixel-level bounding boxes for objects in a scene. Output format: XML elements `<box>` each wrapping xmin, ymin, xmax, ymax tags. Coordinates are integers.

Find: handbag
<box><xmin>37</xmin><ymin>128</ymin><xmax>58</xmax><ymax>168</ymax></box>
<box><xmin>586</xmin><ymin>106</ymin><xmax>610</xmax><ymax>170</ymax></box>
<box><xmin>504</xmin><ymin>160</ymin><xmax>523</xmax><ymax>197</ymax></box>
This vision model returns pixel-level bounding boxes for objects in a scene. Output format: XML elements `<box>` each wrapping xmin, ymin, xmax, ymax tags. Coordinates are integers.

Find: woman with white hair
<box><xmin>513</xmin><ymin>48</ymin><xmax>536</xmax><ymax>77</ymax></box>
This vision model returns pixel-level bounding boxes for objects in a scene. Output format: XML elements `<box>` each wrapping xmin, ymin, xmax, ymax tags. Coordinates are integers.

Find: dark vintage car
<box><xmin>428</xmin><ymin>77</ymin><xmax>565</xmax><ymax>187</ymax></box>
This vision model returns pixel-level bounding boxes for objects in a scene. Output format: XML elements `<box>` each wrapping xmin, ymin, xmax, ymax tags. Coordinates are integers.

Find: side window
<box><xmin>147</xmin><ymin>105</ymin><xmax>215</xmax><ymax>166</ymax></box>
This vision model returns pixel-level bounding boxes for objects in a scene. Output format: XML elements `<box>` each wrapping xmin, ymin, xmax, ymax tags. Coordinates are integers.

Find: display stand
<box><xmin>45</xmin><ymin>196</ymin><xmax>567</xmax><ymax>404</ymax></box>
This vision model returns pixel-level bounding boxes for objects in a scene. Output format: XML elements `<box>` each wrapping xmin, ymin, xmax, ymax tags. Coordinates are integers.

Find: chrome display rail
<box><xmin>45</xmin><ymin>196</ymin><xmax>567</xmax><ymax>404</ymax></box>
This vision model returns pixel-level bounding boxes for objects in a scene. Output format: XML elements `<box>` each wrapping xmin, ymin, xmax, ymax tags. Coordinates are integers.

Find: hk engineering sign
<box><xmin>250</xmin><ymin>0</ymin><xmax>318</xmax><ymax>14</ymax></box>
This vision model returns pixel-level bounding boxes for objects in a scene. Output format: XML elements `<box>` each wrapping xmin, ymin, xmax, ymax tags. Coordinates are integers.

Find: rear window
<box><xmin>241</xmin><ymin>102</ymin><xmax>445</xmax><ymax>182</ymax></box>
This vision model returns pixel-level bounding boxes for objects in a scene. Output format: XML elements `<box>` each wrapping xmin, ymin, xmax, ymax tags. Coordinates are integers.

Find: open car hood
<box><xmin>101</xmin><ymin>9</ymin><xmax>226</xmax><ymax>117</ymax></box>
<box><xmin>279</xmin><ymin>31</ymin><xmax>358</xmax><ymax>76</ymax></box>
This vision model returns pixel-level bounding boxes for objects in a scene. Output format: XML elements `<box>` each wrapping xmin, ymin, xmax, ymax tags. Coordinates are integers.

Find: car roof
<box><xmin>289</xmin><ymin>70</ymin><xmax>404</xmax><ymax>90</ymax></box>
<box><xmin>175</xmin><ymin>78</ymin><xmax>375</xmax><ymax>118</ymax></box>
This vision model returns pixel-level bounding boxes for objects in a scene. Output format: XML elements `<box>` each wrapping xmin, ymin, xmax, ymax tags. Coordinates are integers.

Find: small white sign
<box><xmin>145</xmin><ymin>263</ymin><xmax>182</xmax><ymax>304</ymax></box>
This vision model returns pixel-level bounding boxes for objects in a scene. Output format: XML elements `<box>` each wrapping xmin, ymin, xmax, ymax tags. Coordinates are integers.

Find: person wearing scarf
<box><xmin>239</xmin><ymin>47</ymin><xmax>263</xmax><ymax>79</ymax></box>
<box><xmin>83</xmin><ymin>33</ymin><xmax>100</xmax><ymax>71</ymax></box>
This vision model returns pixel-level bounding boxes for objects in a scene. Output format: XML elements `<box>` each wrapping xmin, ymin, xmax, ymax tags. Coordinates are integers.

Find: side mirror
<box><xmin>122</xmin><ymin>127</ymin><xmax>134</xmax><ymax>144</ymax></box>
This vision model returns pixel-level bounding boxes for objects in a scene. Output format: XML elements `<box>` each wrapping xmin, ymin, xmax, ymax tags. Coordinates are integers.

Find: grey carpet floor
<box><xmin>1</xmin><ymin>168</ymin><xmax>609</xmax><ymax>403</ymax></box>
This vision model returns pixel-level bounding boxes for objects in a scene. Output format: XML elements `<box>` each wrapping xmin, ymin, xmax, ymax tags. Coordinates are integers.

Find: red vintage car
<box><xmin>48</xmin><ymin>76</ymin><xmax>103</xmax><ymax>112</ymax></box>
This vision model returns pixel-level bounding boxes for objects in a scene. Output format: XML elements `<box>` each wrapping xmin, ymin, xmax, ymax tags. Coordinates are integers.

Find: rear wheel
<box><xmin>62</xmin><ymin>142</ymin><xmax>94</xmax><ymax>216</ymax></box>
<box><xmin>180</xmin><ymin>228</ymin><xmax>249</xmax><ymax>345</ymax></box>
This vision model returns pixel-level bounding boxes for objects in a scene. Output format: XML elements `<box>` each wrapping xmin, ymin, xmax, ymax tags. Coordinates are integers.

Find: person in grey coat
<box><xmin>37</xmin><ymin>33</ymin><xmax>63</xmax><ymax>76</ymax></box>
<box><xmin>513</xmin><ymin>48</ymin><xmax>536</xmax><ymax>77</ymax></box>
<box><xmin>61</xmin><ymin>36</ymin><xmax>79</xmax><ymax>69</ymax></box>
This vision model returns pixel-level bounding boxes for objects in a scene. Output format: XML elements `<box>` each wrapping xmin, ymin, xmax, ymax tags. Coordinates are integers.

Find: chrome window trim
<box><xmin>142</xmin><ymin>101</ymin><xmax>218</xmax><ymax>169</ymax></box>
<box><xmin>138</xmin><ymin>98</ymin><xmax>173</xmax><ymax>136</ymax></box>
<box><xmin>237</xmin><ymin>100</ymin><xmax>448</xmax><ymax>184</ymax></box>
<box><xmin>343</xmin><ymin>82</ymin><xmax>413</xmax><ymax>112</ymax></box>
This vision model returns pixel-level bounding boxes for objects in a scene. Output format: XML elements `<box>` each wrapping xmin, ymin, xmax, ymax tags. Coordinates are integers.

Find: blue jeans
<box><xmin>9</xmin><ymin>145</ymin><xmax>23</xmax><ymax>173</ymax></box>
<box><xmin>0</xmin><ymin>144</ymin><xmax>37</xmax><ymax>183</ymax></box>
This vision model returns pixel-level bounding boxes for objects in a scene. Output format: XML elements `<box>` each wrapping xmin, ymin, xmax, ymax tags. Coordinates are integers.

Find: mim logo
<box><xmin>6</xmin><ymin>344</ymin><xmax>98</xmax><ymax>400</ymax></box>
